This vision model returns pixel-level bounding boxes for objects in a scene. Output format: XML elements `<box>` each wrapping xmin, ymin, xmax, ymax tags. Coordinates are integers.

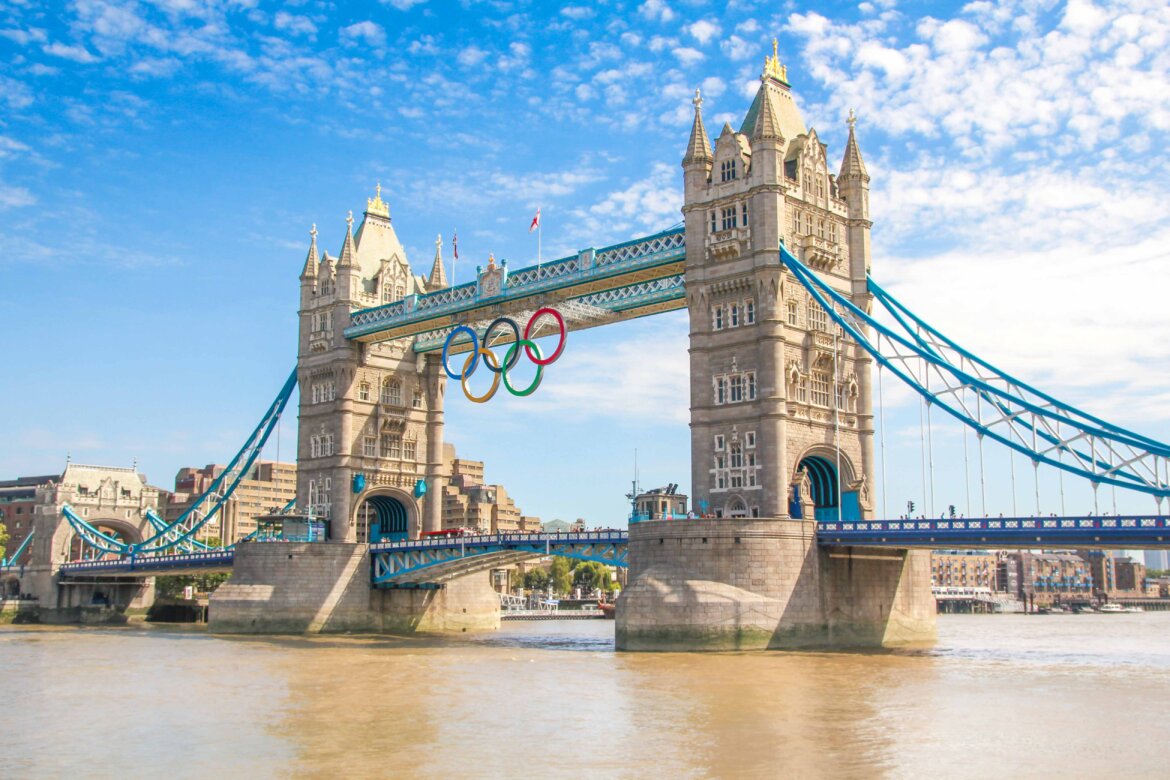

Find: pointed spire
<box><xmin>321</xmin><ymin>250</ymin><xmax>335</xmax><ymax>277</ymax></box>
<box><xmin>751</xmin><ymin>82</ymin><xmax>784</xmax><ymax>142</ymax></box>
<box><xmin>366</xmin><ymin>182</ymin><xmax>390</xmax><ymax>219</ymax></box>
<box><xmin>428</xmin><ymin>233</ymin><xmax>448</xmax><ymax>289</ymax></box>
<box><xmin>337</xmin><ymin>211</ymin><xmax>357</xmax><ymax>268</ymax></box>
<box><xmin>682</xmin><ymin>87</ymin><xmax>712</xmax><ymax>165</ymax></box>
<box><xmin>300</xmin><ymin>224</ymin><xmax>319</xmax><ymax>280</ymax></box>
<box><xmin>839</xmin><ymin>108</ymin><xmax>869</xmax><ymax>179</ymax></box>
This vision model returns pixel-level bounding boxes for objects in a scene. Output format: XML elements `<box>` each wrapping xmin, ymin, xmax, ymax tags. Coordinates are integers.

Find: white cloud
<box><xmin>0</xmin><ymin>76</ymin><xmax>33</xmax><ymax>109</ymax></box>
<box><xmin>0</xmin><ymin>27</ymin><xmax>47</xmax><ymax>45</ymax></box>
<box><xmin>381</xmin><ymin>0</ymin><xmax>427</xmax><ymax>9</ymax></box>
<box><xmin>687</xmin><ymin>19</ymin><xmax>721</xmax><ymax>45</ymax></box>
<box><xmin>44</xmin><ymin>41</ymin><xmax>100</xmax><ymax>62</ymax></box>
<box><xmin>700</xmin><ymin>75</ymin><xmax>726</xmax><ymax>98</ymax></box>
<box><xmin>567</xmin><ymin>161</ymin><xmax>682</xmax><ymax>244</ymax></box>
<box><xmin>340</xmin><ymin>21</ymin><xmax>386</xmax><ymax>49</ymax></box>
<box><xmin>274</xmin><ymin>12</ymin><xmax>317</xmax><ymax>37</ymax></box>
<box><xmin>457</xmin><ymin>44</ymin><xmax>488</xmax><ymax>67</ymax></box>
<box><xmin>561</xmin><ymin>6</ymin><xmax>594</xmax><ymax>20</ymax></box>
<box><xmin>0</xmin><ymin>184</ymin><xmax>35</xmax><ymax>209</ymax></box>
<box><xmin>672</xmin><ymin>46</ymin><xmax>704</xmax><ymax>66</ymax></box>
<box><xmin>639</xmin><ymin>0</ymin><xmax>676</xmax><ymax>23</ymax></box>
<box><xmin>721</xmin><ymin>34</ymin><xmax>753</xmax><ymax>61</ymax></box>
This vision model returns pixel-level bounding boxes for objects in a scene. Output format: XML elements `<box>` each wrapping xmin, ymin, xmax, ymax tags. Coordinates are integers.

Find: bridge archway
<box><xmin>791</xmin><ymin>451</ymin><xmax>859</xmax><ymax>522</ymax></box>
<box><xmin>60</xmin><ymin>517</ymin><xmax>145</xmax><ymax>562</ymax></box>
<box><xmin>353</xmin><ymin>489</ymin><xmax>417</xmax><ymax>544</ymax></box>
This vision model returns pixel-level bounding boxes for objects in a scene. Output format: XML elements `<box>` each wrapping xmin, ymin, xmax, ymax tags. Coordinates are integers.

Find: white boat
<box><xmin>1098</xmin><ymin>603</ymin><xmax>1124</xmax><ymax>613</ymax></box>
<box><xmin>1123</xmin><ymin>605</ymin><xmax>1144</xmax><ymax>613</ymax></box>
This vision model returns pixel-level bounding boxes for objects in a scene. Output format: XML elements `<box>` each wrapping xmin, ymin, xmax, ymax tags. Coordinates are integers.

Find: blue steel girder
<box><xmin>344</xmin><ymin>227</ymin><xmax>685</xmax><ymax>346</ymax></box>
<box><xmin>371</xmin><ymin>532</ymin><xmax>629</xmax><ymax>585</ymax></box>
<box><xmin>817</xmin><ymin>515</ymin><xmax>1170</xmax><ymax>549</ymax></box>
<box><xmin>778</xmin><ymin>246</ymin><xmax>1170</xmax><ymax>499</ymax></box>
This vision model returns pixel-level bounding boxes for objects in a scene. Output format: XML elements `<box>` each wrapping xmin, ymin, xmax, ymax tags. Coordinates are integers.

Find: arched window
<box><xmin>381</xmin><ymin>379</ymin><xmax>402</xmax><ymax>405</ymax></box>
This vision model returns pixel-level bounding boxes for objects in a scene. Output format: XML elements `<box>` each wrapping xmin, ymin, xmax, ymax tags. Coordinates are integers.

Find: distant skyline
<box><xmin>2</xmin><ymin>0</ymin><xmax>1168</xmax><ymax>524</ymax></box>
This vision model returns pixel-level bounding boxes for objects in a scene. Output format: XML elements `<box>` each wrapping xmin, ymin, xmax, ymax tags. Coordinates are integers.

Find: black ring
<box><xmin>482</xmin><ymin>317</ymin><xmax>522</xmax><ymax>373</ymax></box>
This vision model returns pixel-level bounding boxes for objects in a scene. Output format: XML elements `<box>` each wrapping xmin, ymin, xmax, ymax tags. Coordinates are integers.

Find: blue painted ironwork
<box><xmin>61</xmin><ymin>369</ymin><xmax>298</xmax><ymax>559</ymax></box>
<box><xmin>57</xmin><ymin>549</ymin><xmax>235</xmax><ymax>577</ymax></box>
<box><xmin>779</xmin><ymin>245</ymin><xmax>1170</xmax><ymax>499</ymax></box>
<box><xmin>1</xmin><ymin>529</ymin><xmax>34</xmax><ymax>569</ymax></box>
<box><xmin>371</xmin><ymin>531</ymin><xmax>628</xmax><ymax>585</ymax></box>
<box><xmin>344</xmin><ymin>227</ymin><xmax>685</xmax><ymax>342</ymax></box>
<box><xmin>817</xmin><ymin>515</ymin><xmax>1170</xmax><ymax>549</ymax></box>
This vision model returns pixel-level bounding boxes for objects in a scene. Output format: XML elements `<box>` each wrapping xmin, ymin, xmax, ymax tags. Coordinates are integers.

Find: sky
<box><xmin>1</xmin><ymin>0</ymin><xmax>1169</xmax><ymax>527</ymax></box>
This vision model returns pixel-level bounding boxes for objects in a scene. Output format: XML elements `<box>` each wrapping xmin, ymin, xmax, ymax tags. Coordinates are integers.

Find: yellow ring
<box><xmin>462</xmin><ymin>348</ymin><xmax>500</xmax><ymax>403</ymax></box>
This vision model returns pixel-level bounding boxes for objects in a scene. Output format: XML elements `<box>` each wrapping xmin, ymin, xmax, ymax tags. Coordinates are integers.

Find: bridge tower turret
<box><xmin>296</xmin><ymin>186</ymin><xmax>447</xmax><ymax>542</ymax></box>
<box><xmin>618</xmin><ymin>43</ymin><xmax>934</xmax><ymax>651</ymax></box>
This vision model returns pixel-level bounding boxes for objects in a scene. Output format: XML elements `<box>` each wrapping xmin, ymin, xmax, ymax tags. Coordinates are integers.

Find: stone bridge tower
<box><xmin>297</xmin><ymin>187</ymin><xmax>449</xmax><ymax>542</ymax></box>
<box><xmin>617</xmin><ymin>45</ymin><xmax>934</xmax><ymax>651</ymax></box>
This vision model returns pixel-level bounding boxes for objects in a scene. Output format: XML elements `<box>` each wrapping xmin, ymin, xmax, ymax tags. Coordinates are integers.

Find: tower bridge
<box><xmin>10</xmin><ymin>44</ymin><xmax>1170</xmax><ymax>647</ymax></box>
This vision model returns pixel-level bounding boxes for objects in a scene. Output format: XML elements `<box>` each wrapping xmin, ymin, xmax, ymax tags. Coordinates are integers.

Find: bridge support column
<box><xmin>209</xmin><ymin>542</ymin><xmax>499</xmax><ymax>634</ymax></box>
<box><xmin>616</xmin><ymin>519</ymin><xmax>935</xmax><ymax>651</ymax></box>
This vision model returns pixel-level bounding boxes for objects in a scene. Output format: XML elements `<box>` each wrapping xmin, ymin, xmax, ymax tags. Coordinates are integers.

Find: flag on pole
<box><xmin>452</xmin><ymin>230</ymin><xmax>459</xmax><ymax>260</ymax></box>
<box><xmin>529</xmin><ymin>208</ymin><xmax>541</xmax><ymax>233</ymax></box>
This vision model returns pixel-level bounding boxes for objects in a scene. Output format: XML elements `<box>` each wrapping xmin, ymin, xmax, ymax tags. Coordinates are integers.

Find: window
<box><xmin>786</xmin><ymin>300</ymin><xmax>798</xmax><ymax>326</ymax></box>
<box><xmin>358</xmin><ymin>382</ymin><xmax>370</xmax><ymax>401</ymax></box>
<box><xmin>714</xmin><ymin>435</ymin><xmax>725</xmax><ymax>451</ymax></box>
<box><xmin>381</xmin><ymin>434</ymin><xmax>401</xmax><ymax>458</ymax></box>
<box><xmin>730</xmin><ymin>304</ymin><xmax>739</xmax><ymax>327</ymax></box>
<box><xmin>721</xmin><ymin>207</ymin><xmax>736</xmax><ymax>231</ymax></box>
<box><xmin>747</xmin><ymin>453</ymin><xmax>758</xmax><ymax>486</ymax></box>
<box><xmin>720</xmin><ymin>159</ymin><xmax>737</xmax><ymax>182</ymax></box>
<box><xmin>310</xmin><ymin>435</ymin><xmax>319</xmax><ymax>458</ymax></box>
<box><xmin>745</xmin><ymin>431</ymin><xmax>756</xmax><ymax>448</ymax></box>
<box><xmin>730</xmin><ymin>375</ymin><xmax>743</xmax><ymax>403</ymax></box>
<box><xmin>818</xmin><ymin>219</ymin><xmax>826</xmax><ymax>239</ymax></box>
<box><xmin>715</xmin><ymin>377</ymin><xmax>726</xmax><ymax>405</ymax></box>
<box><xmin>716</xmin><ymin>473</ymin><xmax>726</xmax><ymax>490</ymax></box>
<box><xmin>811</xmin><ymin>372</ymin><xmax>831</xmax><ymax>407</ymax></box>
<box><xmin>741</xmin><ymin>200</ymin><xmax>749</xmax><ymax>227</ymax></box>
<box><xmin>710</xmin><ymin>211</ymin><xmax>717</xmax><ymax>234</ymax></box>
<box><xmin>745</xmin><ymin>300</ymin><xmax>755</xmax><ymax>324</ymax></box>
<box><xmin>363</xmin><ymin>436</ymin><xmax>376</xmax><ymax>457</ymax></box>
<box><xmin>730</xmin><ymin>443</ymin><xmax>743</xmax><ymax>469</ymax></box>
<box><xmin>412</xmin><ymin>390</ymin><xmax>422</xmax><ymax>409</ymax></box>
<box><xmin>404</xmin><ymin>440</ymin><xmax>417</xmax><ymax>460</ymax></box>
<box><xmin>796</xmin><ymin>375</ymin><xmax>808</xmax><ymax>403</ymax></box>
<box><xmin>382</xmin><ymin>379</ymin><xmax>402</xmax><ymax>405</ymax></box>
<box><xmin>713</xmin><ymin>306</ymin><xmax>724</xmax><ymax>330</ymax></box>
<box><xmin>808</xmin><ymin>304</ymin><xmax>828</xmax><ymax>332</ymax></box>
<box><xmin>730</xmin><ymin>473</ymin><xmax>743</xmax><ymax>488</ymax></box>
<box><xmin>323</xmin><ymin>434</ymin><xmax>334</xmax><ymax>456</ymax></box>
<box><xmin>746</xmin><ymin>372</ymin><xmax>756</xmax><ymax>400</ymax></box>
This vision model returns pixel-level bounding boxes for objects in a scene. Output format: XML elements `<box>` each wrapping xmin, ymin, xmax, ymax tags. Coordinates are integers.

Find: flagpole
<box><xmin>538</xmin><ymin>220</ymin><xmax>542</xmax><ymax>268</ymax></box>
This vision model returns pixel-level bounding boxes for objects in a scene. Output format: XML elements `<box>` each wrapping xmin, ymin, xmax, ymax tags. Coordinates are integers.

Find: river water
<box><xmin>2</xmin><ymin>614</ymin><xmax>1168</xmax><ymax>778</ymax></box>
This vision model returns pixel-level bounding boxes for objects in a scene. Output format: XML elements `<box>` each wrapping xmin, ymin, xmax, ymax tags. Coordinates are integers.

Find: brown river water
<box><xmin>2</xmin><ymin>614</ymin><xmax>1168</xmax><ymax>779</ymax></box>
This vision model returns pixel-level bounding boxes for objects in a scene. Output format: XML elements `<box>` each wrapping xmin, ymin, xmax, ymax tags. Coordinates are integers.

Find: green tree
<box><xmin>549</xmin><ymin>556</ymin><xmax>573</xmax><ymax>595</ymax></box>
<box><xmin>0</xmin><ymin>520</ymin><xmax>9</xmax><ymax>561</ymax></box>
<box><xmin>521</xmin><ymin>568</ymin><xmax>550</xmax><ymax>590</ymax></box>
<box><xmin>572</xmin><ymin>561</ymin><xmax>613</xmax><ymax>594</ymax></box>
<box><xmin>156</xmin><ymin>572</ymin><xmax>232</xmax><ymax>599</ymax></box>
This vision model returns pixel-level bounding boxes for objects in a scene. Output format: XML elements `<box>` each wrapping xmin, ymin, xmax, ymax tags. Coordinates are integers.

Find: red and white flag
<box><xmin>529</xmin><ymin>208</ymin><xmax>541</xmax><ymax>233</ymax></box>
<box><xmin>452</xmin><ymin>230</ymin><xmax>459</xmax><ymax>260</ymax></box>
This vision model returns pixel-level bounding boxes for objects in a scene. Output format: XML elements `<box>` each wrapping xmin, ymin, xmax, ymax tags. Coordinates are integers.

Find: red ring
<box><xmin>523</xmin><ymin>307</ymin><xmax>566</xmax><ymax>365</ymax></box>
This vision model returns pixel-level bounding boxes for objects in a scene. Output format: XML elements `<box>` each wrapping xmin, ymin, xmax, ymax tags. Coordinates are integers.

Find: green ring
<box><xmin>502</xmin><ymin>339</ymin><xmax>544</xmax><ymax>397</ymax></box>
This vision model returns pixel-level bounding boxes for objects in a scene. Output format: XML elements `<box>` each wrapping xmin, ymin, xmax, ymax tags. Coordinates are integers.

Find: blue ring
<box><xmin>442</xmin><ymin>326</ymin><xmax>479</xmax><ymax>380</ymax></box>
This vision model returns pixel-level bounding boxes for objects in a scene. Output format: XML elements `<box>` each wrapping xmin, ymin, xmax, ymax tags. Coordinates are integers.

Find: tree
<box><xmin>521</xmin><ymin>568</ymin><xmax>550</xmax><ymax>590</ymax></box>
<box><xmin>0</xmin><ymin>520</ymin><xmax>8</xmax><ymax>561</ymax></box>
<box><xmin>549</xmin><ymin>556</ymin><xmax>572</xmax><ymax>595</ymax></box>
<box><xmin>572</xmin><ymin>561</ymin><xmax>613</xmax><ymax>594</ymax></box>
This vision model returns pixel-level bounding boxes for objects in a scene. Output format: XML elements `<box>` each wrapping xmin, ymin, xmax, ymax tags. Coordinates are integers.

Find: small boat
<box><xmin>1098</xmin><ymin>603</ymin><xmax>1124</xmax><ymax>613</ymax></box>
<box><xmin>1123</xmin><ymin>605</ymin><xmax>1144</xmax><ymax>613</ymax></box>
<box><xmin>597</xmin><ymin>602</ymin><xmax>616</xmax><ymax>619</ymax></box>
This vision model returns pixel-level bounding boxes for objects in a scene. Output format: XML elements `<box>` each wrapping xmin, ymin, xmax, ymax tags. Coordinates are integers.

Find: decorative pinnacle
<box><xmin>693</xmin><ymin>87</ymin><xmax>702</xmax><ymax>110</ymax></box>
<box><xmin>848</xmin><ymin>108</ymin><xmax>857</xmax><ymax>131</ymax></box>
<box><xmin>310</xmin><ymin>223</ymin><xmax>318</xmax><ymax>241</ymax></box>
<box><xmin>762</xmin><ymin>37</ymin><xmax>788</xmax><ymax>83</ymax></box>
<box><xmin>366</xmin><ymin>182</ymin><xmax>390</xmax><ymax>218</ymax></box>
<box><xmin>346</xmin><ymin>210</ymin><xmax>354</xmax><ymax>229</ymax></box>
<box><xmin>435</xmin><ymin>234</ymin><xmax>442</xmax><ymax>251</ymax></box>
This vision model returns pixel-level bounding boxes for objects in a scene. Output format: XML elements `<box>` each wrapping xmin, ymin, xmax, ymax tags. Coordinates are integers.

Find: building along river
<box><xmin>2</xmin><ymin>614</ymin><xmax>1168</xmax><ymax>778</ymax></box>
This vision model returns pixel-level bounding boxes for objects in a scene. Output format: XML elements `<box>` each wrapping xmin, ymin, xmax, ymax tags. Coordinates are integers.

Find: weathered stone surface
<box><xmin>209</xmin><ymin>542</ymin><xmax>500</xmax><ymax>634</ymax></box>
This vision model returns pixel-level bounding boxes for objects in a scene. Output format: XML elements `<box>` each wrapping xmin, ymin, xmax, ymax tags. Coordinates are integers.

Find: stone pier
<box><xmin>209</xmin><ymin>542</ymin><xmax>500</xmax><ymax>634</ymax></box>
<box><xmin>616</xmin><ymin>519</ymin><xmax>935</xmax><ymax>651</ymax></box>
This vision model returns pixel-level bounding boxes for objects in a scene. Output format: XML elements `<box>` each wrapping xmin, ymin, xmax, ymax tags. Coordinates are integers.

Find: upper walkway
<box><xmin>343</xmin><ymin>227</ymin><xmax>685</xmax><ymax>349</ymax></box>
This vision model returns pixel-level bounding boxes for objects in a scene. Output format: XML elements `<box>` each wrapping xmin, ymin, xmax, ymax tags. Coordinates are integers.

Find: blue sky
<box><xmin>2</xmin><ymin>0</ymin><xmax>1169</xmax><ymax>525</ymax></box>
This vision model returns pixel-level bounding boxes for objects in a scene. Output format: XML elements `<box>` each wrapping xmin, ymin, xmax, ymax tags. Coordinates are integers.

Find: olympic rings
<box><xmin>442</xmin><ymin>308</ymin><xmax>567</xmax><ymax>403</ymax></box>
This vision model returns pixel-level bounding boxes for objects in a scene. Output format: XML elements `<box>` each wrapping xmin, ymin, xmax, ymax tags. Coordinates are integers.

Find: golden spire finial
<box><xmin>847</xmin><ymin>108</ymin><xmax>857</xmax><ymax>132</ymax></box>
<box><xmin>310</xmin><ymin>223</ymin><xmax>317</xmax><ymax>241</ymax></box>
<box><xmin>763</xmin><ymin>37</ymin><xmax>789</xmax><ymax>84</ymax></box>
<box><xmin>693</xmin><ymin>87</ymin><xmax>702</xmax><ymax>111</ymax></box>
<box><xmin>366</xmin><ymin>182</ymin><xmax>390</xmax><ymax>218</ymax></box>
